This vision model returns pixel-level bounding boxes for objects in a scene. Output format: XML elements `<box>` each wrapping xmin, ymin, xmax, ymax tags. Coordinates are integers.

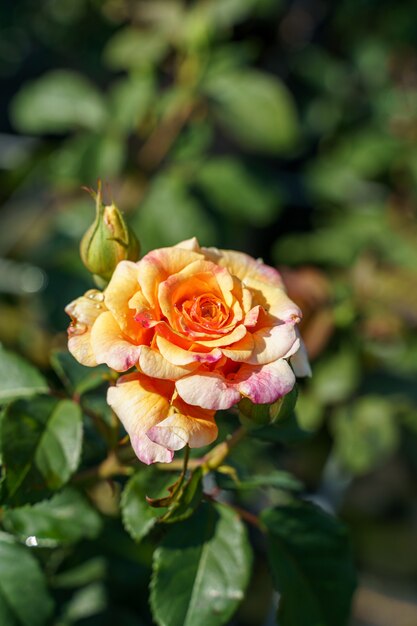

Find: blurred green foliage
<box><xmin>1</xmin><ymin>0</ymin><xmax>417</xmax><ymax>624</ymax></box>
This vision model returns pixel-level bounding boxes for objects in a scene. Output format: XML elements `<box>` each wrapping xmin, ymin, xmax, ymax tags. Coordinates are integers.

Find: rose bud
<box><xmin>80</xmin><ymin>183</ymin><xmax>140</xmax><ymax>285</ymax></box>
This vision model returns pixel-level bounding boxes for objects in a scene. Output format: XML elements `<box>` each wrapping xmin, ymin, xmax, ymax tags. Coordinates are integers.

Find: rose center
<box><xmin>181</xmin><ymin>293</ymin><xmax>229</xmax><ymax>331</ymax></box>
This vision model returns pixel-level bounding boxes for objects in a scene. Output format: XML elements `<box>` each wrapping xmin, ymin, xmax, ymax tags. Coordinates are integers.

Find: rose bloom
<box><xmin>66</xmin><ymin>238</ymin><xmax>310</xmax><ymax>464</ymax></box>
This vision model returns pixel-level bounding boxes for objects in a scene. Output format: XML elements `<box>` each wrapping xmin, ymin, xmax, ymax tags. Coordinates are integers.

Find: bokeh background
<box><xmin>1</xmin><ymin>1</ymin><xmax>417</xmax><ymax>625</ymax></box>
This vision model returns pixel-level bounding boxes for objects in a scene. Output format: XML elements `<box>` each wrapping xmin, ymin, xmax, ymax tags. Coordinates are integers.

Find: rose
<box><xmin>66</xmin><ymin>238</ymin><xmax>310</xmax><ymax>464</ymax></box>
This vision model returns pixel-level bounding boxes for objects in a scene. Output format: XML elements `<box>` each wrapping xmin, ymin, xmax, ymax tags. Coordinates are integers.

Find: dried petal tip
<box><xmin>80</xmin><ymin>182</ymin><xmax>140</xmax><ymax>284</ymax></box>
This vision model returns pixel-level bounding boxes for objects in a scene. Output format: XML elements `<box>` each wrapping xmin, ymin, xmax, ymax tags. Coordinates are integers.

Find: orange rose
<box><xmin>66</xmin><ymin>238</ymin><xmax>310</xmax><ymax>464</ymax></box>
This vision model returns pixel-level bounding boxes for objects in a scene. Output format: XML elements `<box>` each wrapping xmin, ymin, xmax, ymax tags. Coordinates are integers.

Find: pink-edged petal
<box><xmin>65</xmin><ymin>290</ymin><xmax>106</xmax><ymax>367</ymax></box>
<box><xmin>290</xmin><ymin>334</ymin><xmax>312</xmax><ymax>377</ymax></box>
<box><xmin>147</xmin><ymin>399</ymin><xmax>217</xmax><ymax>450</ymax></box>
<box><xmin>107</xmin><ymin>373</ymin><xmax>174</xmax><ymax>464</ymax></box>
<box><xmin>128</xmin><ymin>291</ymin><xmax>159</xmax><ymax>329</ymax></box>
<box><xmin>174</xmin><ymin>237</ymin><xmax>201</xmax><ymax>252</ymax></box>
<box><xmin>134</xmin><ymin>436</ymin><xmax>174</xmax><ymax>465</ymax></box>
<box><xmin>156</xmin><ymin>335</ymin><xmax>222</xmax><ymax>366</ymax></box>
<box><xmin>248</xmin><ymin>314</ymin><xmax>299</xmax><ymax>365</ymax></box>
<box><xmin>175</xmin><ymin>372</ymin><xmax>241</xmax><ymax>410</ymax></box>
<box><xmin>138</xmin><ymin>345</ymin><xmax>197</xmax><ymax>380</ymax></box>
<box><xmin>202</xmin><ymin>247</ymin><xmax>284</xmax><ymax>288</ymax></box>
<box><xmin>202</xmin><ymin>246</ymin><xmax>301</xmax><ymax>319</ymax></box>
<box><xmin>91</xmin><ymin>311</ymin><xmax>142</xmax><ymax>371</ymax></box>
<box><xmin>235</xmin><ymin>359</ymin><xmax>295</xmax><ymax>404</ymax></box>
<box><xmin>221</xmin><ymin>333</ymin><xmax>254</xmax><ymax>362</ymax></box>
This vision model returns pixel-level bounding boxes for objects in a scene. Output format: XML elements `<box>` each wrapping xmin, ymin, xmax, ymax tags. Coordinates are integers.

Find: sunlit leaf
<box><xmin>151</xmin><ymin>502</ymin><xmax>252</xmax><ymax>626</ymax></box>
<box><xmin>0</xmin><ymin>532</ymin><xmax>54</xmax><ymax>626</ymax></box>
<box><xmin>104</xmin><ymin>28</ymin><xmax>168</xmax><ymax>70</ymax></box>
<box><xmin>132</xmin><ymin>173</ymin><xmax>217</xmax><ymax>253</ymax></box>
<box><xmin>10</xmin><ymin>70</ymin><xmax>107</xmax><ymax>134</ymax></box>
<box><xmin>195</xmin><ymin>157</ymin><xmax>282</xmax><ymax>226</ymax></box>
<box><xmin>1</xmin><ymin>396</ymin><xmax>83</xmax><ymax>505</ymax></box>
<box><xmin>204</xmin><ymin>70</ymin><xmax>299</xmax><ymax>153</ymax></box>
<box><xmin>121</xmin><ymin>469</ymin><xmax>176</xmax><ymax>543</ymax></box>
<box><xmin>3</xmin><ymin>488</ymin><xmax>102</xmax><ymax>547</ymax></box>
<box><xmin>109</xmin><ymin>73</ymin><xmax>155</xmax><ymax>133</ymax></box>
<box><xmin>0</xmin><ymin>345</ymin><xmax>48</xmax><ymax>404</ymax></box>
<box><xmin>332</xmin><ymin>396</ymin><xmax>398</xmax><ymax>474</ymax></box>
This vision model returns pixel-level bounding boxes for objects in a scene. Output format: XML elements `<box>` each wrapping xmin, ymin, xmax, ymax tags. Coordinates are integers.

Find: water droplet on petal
<box><xmin>68</xmin><ymin>322</ymin><xmax>88</xmax><ymax>336</ymax></box>
<box><xmin>86</xmin><ymin>289</ymin><xmax>104</xmax><ymax>302</ymax></box>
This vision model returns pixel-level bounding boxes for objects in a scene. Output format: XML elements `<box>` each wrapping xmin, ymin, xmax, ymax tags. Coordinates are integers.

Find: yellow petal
<box><xmin>104</xmin><ymin>261</ymin><xmax>143</xmax><ymax>340</ymax></box>
<box><xmin>137</xmin><ymin>247</ymin><xmax>204</xmax><ymax>308</ymax></box>
<box><xmin>156</xmin><ymin>335</ymin><xmax>222</xmax><ymax>366</ymax></box>
<box><xmin>65</xmin><ymin>290</ymin><xmax>105</xmax><ymax>367</ymax></box>
<box><xmin>91</xmin><ymin>311</ymin><xmax>142</xmax><ymax>371</ymax></box>
<box><xmin>147</xmin><ymin>397</ymin><xmax>217</xmax><ymax>450</ymax></box>
<box><xmin>107</xmin><ymin>373</ymin><xmax>174</xmax><ymax>464</ymax></box>
<box><xmin>138</xmin><ymin>345</ymin><xmax>198</xmax><ymax>380</ymax></box>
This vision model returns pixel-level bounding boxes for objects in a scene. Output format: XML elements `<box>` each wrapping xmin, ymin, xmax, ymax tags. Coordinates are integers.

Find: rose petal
<box><xmin>221</xmin><ymin>333</ymin><xmax>254</xmax><ymax>362</ymax></box>
<box><xmin>137</xmin><ymin>247</ymin><xmax>203</xmax><ymax>309</ymax></box>
<box><xmin>138</xmin><ymin>345</ymin><xmax>197</xmax><ymax>380</ymax></box>
<box><xmin>196</xmin><ymin>323</ymin><xmax>247</xmax><ymax>347</ymax></box>
<box><xmin>290</xmin><ymin>334</ymin><xmax>312</xmax><ymax>377</ymax></box>
<box><xmin>235</xmin><ymin>358</ymin><xmax>295</xmax><ymax>404</ymax></box>
<box><xmin>147</xmin><ymin>398</ymin><xmax>217</xmax><ymax>450</ymax></box>
<box><xmin>248</xmin><ymin>312</ymin><xmax>299</xmax><ymax>365</ymax></box>
<box><xmin>65</xmin><ymin>291</ymin><xmax>106</xmax><ymax>367</ymax></box>
<box><xmin>202</xmin><ymin>247</ymin><xmax>301</xmax><ymax>319</ymax></box>
<box><xmin>91</xmin><ymin>311</ymin><xmax>142</xmax><ymax>371</ymax></box>
<box><xmin>175</xmin><ymin>372</ymin><xmax>241</xmax><ymax>410</ymax></box>
<box><xmin>174</xmin><ymin>237</ymin><xmax>201</xmax><ymax>252</ymax></box>
<box><xmin>156</xmin><ymin>335</ymin><xmax>222</xmax><ymax>366</ymax></box>
<box><xmin>104</xmin><ymin>261</ymin><xmax>144</xmax><ymax>340</ymax></box>
<box><xmin>107</xmin><ymin>373</ymin><xmax>174</xmax><ymax>464</ymax></box>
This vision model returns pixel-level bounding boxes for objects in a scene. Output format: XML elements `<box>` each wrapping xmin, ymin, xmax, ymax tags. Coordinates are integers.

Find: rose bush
<box><xmin>66</xmin><ymin>238</ymin><xmax>310</xmax><ymax>464</ymax></box>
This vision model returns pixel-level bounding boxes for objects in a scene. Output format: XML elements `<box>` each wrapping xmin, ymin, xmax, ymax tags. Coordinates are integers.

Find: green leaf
<box><xmin>109</xmin><ymin>73</ymin><xmax>155</xmax><ymax>133</ymax></box>
<box><xmin>1</xmin><ymin>396</ymin><xmax>83</xmax><ymax>505</ymax></box>
<box><xmin>160</xmin><ymin>468</ymin><xmax>203</xmax><ymax>524</ymax></box>
<box><xmin>104</xmin><ymin>28</ymin><xmax>168</xmax><ymax>70</ymax></box>
<box><xmin>195</xmin><ymin>157</ymin><xmax>282</xmax><ymax>226</ymax></box>
<box><xmin>204</xmin><ymin>70</ymin><xmax>299</xmax><ymax>153</ymax></box>
<box><xmin>50</xmin><ymin>350</ymin><xmax>108</xmax><ymax>396</ymax></box>
<box><xmin>261</xmin><ymin>502</ymin><xmax>356</xmax><ymax>626</ymax></box>
<box><xmin>121</xmin><ymin>469</ymin><xmax>176</xmax><ymax>543</ymax></box>
<box><xmin>51</xmin><ymin>558</ymin><xmax>106</xmax><ymax>589</ymax></box>
<box><xmin>132</xmin><ymin>173</ymin><xmax>217</xmax><ymax>253</ymax></box>
<box><xmin>3</xmin><ymin>488</ymin><xmax>102</xmax><ymax>547</ymax></box>
<box><xmin>51</xmin><ymin>132</ymin><xmax>125</xmax><ymax>184</ymax></box>
<box><xmin>332</xmin><ymin>396</ymin><xmax>398</xmax><ymax>475</ymax></box>
<box><xmin>151</xmin><ymin>502</ymin><xmax>252</xmax><ymax>626</ymax></box>
<box><xmin>216</xmin><ymin>470</ymin><xmax>302</xmax><ymax>492</ymax></box>
<box><xmin>10</xmin><ymin>70</ymin><xmax>107</xmax><ymax>134</ymax></box>
<box><xmin>0</xmin><ymin>532</ymin><xmax>54</xmax><ymax>626</ymax></box>
<box><xmin>312</xmin><ymin>350</ymin><xmax>360</xmax><ymax>404</ymax></box>
<box><xmin>0</xmin><ymin>345</ymin><xmax>48</xmax><ymax>404</ymax></box>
